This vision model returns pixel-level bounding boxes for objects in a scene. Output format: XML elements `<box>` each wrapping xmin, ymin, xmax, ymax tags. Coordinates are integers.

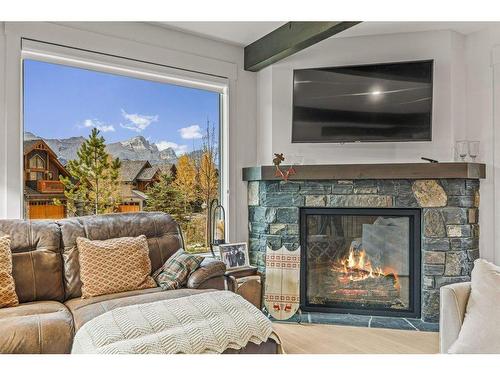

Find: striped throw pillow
<box><xmin>153</xmin><ymin>249</ymin><xmax>204</xmax><ymax>290</ymax></box>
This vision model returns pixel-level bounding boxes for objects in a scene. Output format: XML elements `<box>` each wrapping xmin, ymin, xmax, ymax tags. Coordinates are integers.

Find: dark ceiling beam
<box><xmin>244</xmin><ymin>21</ymin><xmax>361</xmax><ymax>72</ymax></box>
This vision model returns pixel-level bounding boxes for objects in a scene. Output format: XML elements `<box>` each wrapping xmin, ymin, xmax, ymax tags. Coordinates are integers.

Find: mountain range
<box><xmin>25</xmin><ymin>132</ymin><xmax>179</xmax><ymax>165</ymax></box>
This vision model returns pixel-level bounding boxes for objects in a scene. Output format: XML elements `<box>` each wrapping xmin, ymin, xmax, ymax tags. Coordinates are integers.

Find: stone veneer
<box><xmin>247</xmin><ymin>178</ymin><xmax>480</xmax><ymax>322</ymax></box>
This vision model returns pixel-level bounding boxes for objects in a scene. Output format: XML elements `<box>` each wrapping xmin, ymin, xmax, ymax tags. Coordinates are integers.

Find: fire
<box><xmin>335</xmin><ymin>245</ymin><xmax>399</xmax><ymax>287</ymax></box>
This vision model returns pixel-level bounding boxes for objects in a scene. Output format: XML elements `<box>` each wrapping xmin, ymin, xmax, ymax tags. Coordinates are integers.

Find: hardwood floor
<box><xmin>273</xmin><ymin>322</ymin><xmax>439</xmax><ymax>354</ymax></box>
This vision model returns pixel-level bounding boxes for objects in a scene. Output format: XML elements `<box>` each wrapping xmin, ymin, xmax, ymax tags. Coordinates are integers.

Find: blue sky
<box><xmin>23</xmin><ymin>59</ymin><xmax>220</xmax><ymax>155</ymax></box>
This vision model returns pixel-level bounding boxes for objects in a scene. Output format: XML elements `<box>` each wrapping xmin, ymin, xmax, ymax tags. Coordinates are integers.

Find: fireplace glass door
<box><xmin>300</xmin><ymin>208</ymin><xmax>420</xmax><ymax>317</ymax></box>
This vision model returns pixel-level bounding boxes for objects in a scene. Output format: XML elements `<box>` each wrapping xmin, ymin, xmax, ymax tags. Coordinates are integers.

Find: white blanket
<box><xmin>72</xmin><ymin>290</ymin><xmax>281</xmax><ymax>354</ymax></box>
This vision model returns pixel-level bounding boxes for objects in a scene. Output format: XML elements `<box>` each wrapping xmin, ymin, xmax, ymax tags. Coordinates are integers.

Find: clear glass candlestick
<box><xmin>468</xmin><ymin>141</ymin><xmax>480</xmax><ymax>162</ymax></box>
<box><xmin>456</xmin><ymin>140</ymin><xmax>468</xmax><ymax>162</ymax></box>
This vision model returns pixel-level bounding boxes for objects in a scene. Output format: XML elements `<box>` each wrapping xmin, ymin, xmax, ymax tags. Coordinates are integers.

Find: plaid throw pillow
<box><xmin>153</xmin><ymin>249</ymin><xmax>204</xmax><ymax>290</ymax></box>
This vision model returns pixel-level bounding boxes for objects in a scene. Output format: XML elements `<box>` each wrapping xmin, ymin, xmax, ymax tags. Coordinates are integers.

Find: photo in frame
<box><xmin>219</xmin><ymin>242</ymin><xmax>249</xmax><ymax>270</ymax></box>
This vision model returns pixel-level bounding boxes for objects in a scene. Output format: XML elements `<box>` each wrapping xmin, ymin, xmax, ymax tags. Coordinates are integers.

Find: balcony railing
<box><xmin>37</xmin><ymin>180</ymin><xmax>64</xmax><ymax>193</ymax></box>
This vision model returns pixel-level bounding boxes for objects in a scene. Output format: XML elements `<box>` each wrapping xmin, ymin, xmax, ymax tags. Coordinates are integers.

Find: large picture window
<box><xmin>23</xmin><ymin>57</ymin><xmax>224</xmax><ymax>253</ymax></box>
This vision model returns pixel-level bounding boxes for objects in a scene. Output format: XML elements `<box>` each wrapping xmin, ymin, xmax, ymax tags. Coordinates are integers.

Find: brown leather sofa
<box><xmin>0</xmin><ymin>212</ymin><xmax>278</xmax><ymax>354</ymax></box>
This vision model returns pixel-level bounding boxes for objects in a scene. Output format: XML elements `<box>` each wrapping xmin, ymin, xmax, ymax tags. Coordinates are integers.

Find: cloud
<box><xmin>178</xmin><ymin>125</ymin><xmax>203</xmax><ymax>140</ymax></box>
<box><xmin>156</xmin><ymin>141</ymin><xmax>188</xmax><ymax>155</ymax></box>
<box><xmin>120</xmin><ymin>109</ymin><xmax>158</xmax><ymax>132</ymax></box>
<box><xmin>81</xmin><ymin>119</ymin><xmax>115</xmax><ymax>132</ymax></box>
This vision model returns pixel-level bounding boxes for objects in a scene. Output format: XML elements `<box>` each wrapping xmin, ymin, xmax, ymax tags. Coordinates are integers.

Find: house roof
<box><xmin>24</xmin><ymin>186</ymin><xmax>66</xmax><ymax>200</ymax></box>
<box><xmin>24</xmin><ymin>140</ymin><xmax>41</xmax><ymax>152</ymax></box>
<box><xmin>119</xmin><ymin>160</ymin><xmax>151</xmax><ymax>182</ymax></box>
<box><xmin>24</xmin><ymin>186</ymin><xmax>40</xmax><ymax>196</ymax></box>
<box><xmin>120</xmin><ymin>189</ymin><xmax>148</xmax><ymax>202</ymax></box>
<box><xmin>132</xmin><ymin>190</ymin><xmax>148</xmax><ymax>200</ymax></box>
<box><xmin>157</xmin><ymin>163</ymin><xmax>175</xmax><ymax>175</ymax></box>
<box><xmin>136</xmin><ymin>166</ymin><xmax>160</xmax><ymax>181</ymax></box>
<box><xmin>24</xmin><ymin>139</ymin><xmax>69</xmax><ymax>177</ymax></box>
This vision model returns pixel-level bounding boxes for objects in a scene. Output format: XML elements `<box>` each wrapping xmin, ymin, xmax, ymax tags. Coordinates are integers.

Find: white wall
<box><xmin>0</xmin><ymin>22</ymin><xmax>257</xmax><ymax>244</ymax></box>
<box><xmin>464</xmin><ymin>25</ymin><xmax>500</xmax><ymax>264</ymax></box>
<box><xmin>256</xmin><ymin>28</ymin><xmax>500</xmax><ymax>262</ymax></box>
<box><xmin>256</xmin><ymin>67</ymin><xmax>273</xmax><ymax>165</ymax></box>
<box><xmin>257</xmin><ymin>30</ymin><xmax>466</xmax><ymax>165</ymax></box>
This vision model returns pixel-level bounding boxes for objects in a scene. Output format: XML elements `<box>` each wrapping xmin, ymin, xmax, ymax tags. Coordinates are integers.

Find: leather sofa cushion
<box><xmin>65</xmin><ymin>287</ymin><xmax>214</xmax><ymax>331</ymax></box>
<box><xmin>0</xmin><ymin>220</ymin><xmax>64</xmax><ymax>303</ymax></box>
<box><xmin>58</xmin><ymin>212</ymin><xmax>184</xmax><ymax>300</ymax></box>
<box><xmin>0</xmin><ymin>236</ymin><xmax>19</xmax><ymax>308</ymax></box>
<box><xmin>0</xmin><ymin>301</ymin><xmax>73</xmax><ymax>353</ymax></box>
<box><xmin>77</xmin><ymin>235</ymin><xmax>156</xmax><ymax>298</ymax></box>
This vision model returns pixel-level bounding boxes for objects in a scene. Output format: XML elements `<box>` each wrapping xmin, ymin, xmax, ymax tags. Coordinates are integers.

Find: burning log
<box><xmin>311</xmin><ymin>245</ymin><xmax>403</xmax><ymax>307</ymax></box>
<box><xmin>307</xmin><ymin>243</ymin><xmax>406</xmax><ymax>309</ymax></box>
<box><xmin>328</xmin><ymin>269</ymin><xmax>399</xmax><ymax>299</ymax></box>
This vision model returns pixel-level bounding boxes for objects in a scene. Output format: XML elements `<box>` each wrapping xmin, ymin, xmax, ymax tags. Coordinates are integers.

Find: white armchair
<box><xmin>439</xmin><ymin>282</ymin><xmax>471</xmax><ymax>353</ymax></box>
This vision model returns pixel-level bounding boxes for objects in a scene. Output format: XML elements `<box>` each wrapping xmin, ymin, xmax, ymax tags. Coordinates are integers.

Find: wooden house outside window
<box><xmin>117</xmin><ymin>160</ymin><xmax>169</xmax><ymax>212</ymax></box>
<box><xmin>23</xmin><ymin>139</ymin><xmax>70</xmax><ymax>220</ymax></box>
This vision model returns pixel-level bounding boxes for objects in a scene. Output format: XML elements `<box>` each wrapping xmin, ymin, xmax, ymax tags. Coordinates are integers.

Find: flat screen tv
<box><xmin>292</xmin><ymin>60</ymin><xmax>433</xmax><ymax>143</ymax></box>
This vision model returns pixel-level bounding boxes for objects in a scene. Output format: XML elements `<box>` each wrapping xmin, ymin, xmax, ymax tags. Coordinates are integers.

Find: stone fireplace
<box><xmin>244</xmin><ymin>163</ymin><xmax>485</xmax><ymax>323</ymax></box>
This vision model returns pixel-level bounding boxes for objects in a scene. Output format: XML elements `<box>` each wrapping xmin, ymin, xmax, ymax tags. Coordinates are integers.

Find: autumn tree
<box><xmin>144</xmin><ymin>172</ymin><xmax>186</xmax><ymax>225</ymax></box>
<box><xmin>59</xmin><ymin>128</ymin><xmax>122</xmax><ymax>216</ymax></box>
<box><xmin>197</xmin><ymin>121</ymin><xmax>219</xmax><ymax>246</ymax></box>
<box><xmin>173</xmin><ymin>154</ymin><xmax>197</xmax><ymax>214</ymax></box>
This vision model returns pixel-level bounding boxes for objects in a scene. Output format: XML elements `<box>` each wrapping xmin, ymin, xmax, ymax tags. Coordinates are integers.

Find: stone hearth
<box><xmin>246</xmin><ymin>176</ymin><xmax>481</xmax><ymax>323</ymax></box>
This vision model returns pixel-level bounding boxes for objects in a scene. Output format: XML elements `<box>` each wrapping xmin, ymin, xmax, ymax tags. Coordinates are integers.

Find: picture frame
<box><xmin>219</xmin><ymin>242</ymin><xmax>249</xmax><ymax>270</ymax></box>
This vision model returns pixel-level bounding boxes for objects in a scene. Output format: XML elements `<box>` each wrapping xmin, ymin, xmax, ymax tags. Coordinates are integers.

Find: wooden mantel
<box><xmin>242</xmin><ymin>162</ymin><xmax>486</xmax><ymax>181</ymax></box>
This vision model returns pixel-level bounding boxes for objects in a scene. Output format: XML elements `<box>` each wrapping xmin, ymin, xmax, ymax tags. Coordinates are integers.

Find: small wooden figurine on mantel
<box><xmin>273</xmin><ymin>153</ymin><xmax>296</xmax><ymax>182</ymax></box>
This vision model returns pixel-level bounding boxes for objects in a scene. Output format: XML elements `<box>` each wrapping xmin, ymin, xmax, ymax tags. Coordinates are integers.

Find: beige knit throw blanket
<box><xmin>72</xmin><ymin>290</ymin><xmax>282</xmax><ymax>354</ymax></box>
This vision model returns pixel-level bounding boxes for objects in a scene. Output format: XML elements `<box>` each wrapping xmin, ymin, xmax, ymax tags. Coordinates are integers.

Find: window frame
<box><xmin>16</xmin><ymin>38</ymin><xmax>229</xmax><ymax>242</ymax></box>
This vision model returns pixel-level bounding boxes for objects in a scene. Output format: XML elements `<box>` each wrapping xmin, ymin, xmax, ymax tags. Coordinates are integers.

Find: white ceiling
<box><xmin>336</xmin><ymin>22</ymin><xmax>495</xmax><ymax>38</ymax></box>
<box><xmin>156</xmin><ymin>22</ymin><xmax>286</xmax><ymax>46</ymax></box>
<box><xmin>156</xmin><ymin>21</ymin><xmax>495</xmax><ymax>47</ymax></box>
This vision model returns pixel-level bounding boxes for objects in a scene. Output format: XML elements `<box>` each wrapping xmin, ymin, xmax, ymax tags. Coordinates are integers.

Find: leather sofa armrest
<box><xmin>224</xmin><ymin>275</ymin><xmax>238</xmax><ymax>293</ymax></box>
<box><xmin>187</xmin><ymin>258</ymin><xmax>226</xmax><ymax>289</ymax></box>
<box><xmin>225</xmin><ymin>266</ymin><xmax>258</xmax><ymax>279</ymax></box>
<box><xmin>440</xmin><ymin>281</ymin><xmax>471</xmax><ymax>353</ymax></box>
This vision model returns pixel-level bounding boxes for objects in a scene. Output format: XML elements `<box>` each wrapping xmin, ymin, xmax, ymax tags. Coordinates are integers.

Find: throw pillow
<box><xmin>153</xmin><ymin>249</ymin><xmax>204</xmax><ymax>290</ymax></box>
<box><xmin>448</xmin><ymin>259</ymin><xmax>500</xmax><ymax>353</ymax></box>
<box><xmin>0</xmin><ymin>235</ymin><xmax>19</xmax><ymax>308</ymax></box>
<box><xmin>77</xmin><ymin>235</ymin><xmax>156</xmax><ymax>298</ymax></box>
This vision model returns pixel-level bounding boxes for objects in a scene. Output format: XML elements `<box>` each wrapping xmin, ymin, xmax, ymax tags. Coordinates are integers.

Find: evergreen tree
<box><xmin>59</xmin><ymin>128</ymin><xmax>122</xmax><ymax>216</ymax></box>
<box><xmin>144</xmin><ymin>172</ymin><xmax>186</xmax><ymax>224</ymax></box>
<box><xmin>173</xmin><ymin>154</ymin><xmax>197</xmax><ymax>214</ymax></box>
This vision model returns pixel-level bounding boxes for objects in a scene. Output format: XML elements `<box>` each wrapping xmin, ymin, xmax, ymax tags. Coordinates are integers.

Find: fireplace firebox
<box><xmin>300</xmin><ymin>208</ymin><xmax>421</xmax><ymax>318</ymax></box>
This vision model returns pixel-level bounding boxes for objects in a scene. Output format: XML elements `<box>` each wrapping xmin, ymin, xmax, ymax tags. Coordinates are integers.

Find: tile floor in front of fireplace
<box><xmin>268</xmin><ymin>311</ymin><xmax>439</xmax><ymax>332</ymax></box>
